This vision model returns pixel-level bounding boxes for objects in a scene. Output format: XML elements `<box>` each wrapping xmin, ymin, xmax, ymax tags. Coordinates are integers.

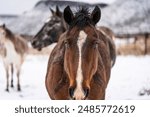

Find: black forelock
<box><xmin>71</xmin><ymin>7</ymin><xmax>93</xmax><ymax>28</ymax></box>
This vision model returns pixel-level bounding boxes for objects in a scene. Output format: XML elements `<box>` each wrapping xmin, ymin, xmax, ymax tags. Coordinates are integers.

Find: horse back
<box><xmin>95</xmin><ymin>28</ymin><xmax>116</xmax><ymax>85</ymax></box>
<box><xmin>98</xmin><ymin>26</ymin><xmax>116</xmax><ymax>67</ymax></box>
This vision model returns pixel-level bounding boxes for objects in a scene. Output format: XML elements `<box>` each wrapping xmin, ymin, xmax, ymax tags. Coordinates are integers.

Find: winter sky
<box><xmin>0</xmin><ymin>0</ymin><xmax>116</xmax><ymax>15</ymax></box>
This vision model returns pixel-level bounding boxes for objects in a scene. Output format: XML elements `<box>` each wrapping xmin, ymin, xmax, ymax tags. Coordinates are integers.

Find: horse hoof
<box><xmin>17</xmin><ymin>87</ymin><xmax>21</xmax><ymax>91</ymax></box>
<box><xmin>11</xmin><ymin>84</ymin><xmax>14</xmax><ymax>88</ymax></box>
<box><xmin>5</xmin><ymin>89</ymin><xmax>9</xmax><ymax>92</ymax></box>
<box><xmin>69</xmin><ymin>87</ymin><xmax>75</xmax><ymax>99</ymax></box>
<box><xmin>84</xmin><ymin>88</ymin><xmax>89</xmax><ymax>98</ymax></box>
<box><xmin>18</xmin><ymin>89</ymin><xmax>21</xmax><ymax>92</ymax></box>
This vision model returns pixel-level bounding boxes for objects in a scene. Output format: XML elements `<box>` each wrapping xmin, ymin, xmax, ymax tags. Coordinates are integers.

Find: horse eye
<box><xmin>93</xmin><ymin>41</ymin><xmax>99</xmax><ymax>49</ymax></box>
<box><xmin>64</xmin><ymin>41</ymin><xmax>69</xmax><ymax>48</ymax></box>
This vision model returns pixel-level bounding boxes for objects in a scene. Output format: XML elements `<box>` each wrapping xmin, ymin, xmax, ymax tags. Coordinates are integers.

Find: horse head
<box><xmin>31</xmin><ymin>6</ymin><xmax>66</xmax><ymax>51</ymax></box>
<box><xmin>63</xmin><ymin>6</ymin><xmax>102</xmax><ymax>100</ymax></box>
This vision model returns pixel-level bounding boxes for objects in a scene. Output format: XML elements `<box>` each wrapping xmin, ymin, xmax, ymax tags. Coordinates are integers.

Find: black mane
<box><xmin>5</xmin><ymin>27</ymin><xmax>15</xmax><ymax>39</ymax></box>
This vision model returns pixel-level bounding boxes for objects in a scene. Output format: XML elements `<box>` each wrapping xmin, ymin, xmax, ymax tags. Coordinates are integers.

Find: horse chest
<box><xmin>3</xmin><ymin>41</ymin><xmax>21</xmax><ymax>65</ymax></box>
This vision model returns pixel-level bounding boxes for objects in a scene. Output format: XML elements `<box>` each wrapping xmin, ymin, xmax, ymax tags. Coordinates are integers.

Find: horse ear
<box><xmin>56</xmin><ymin>6</ymin><xmax>62</xmax><ymax>17</ymax></box>
<box><xmin>2</xmin><ymin>24</ymin><xmax>5</xmax><ymax>28</ymax></box>
<box><xmin>91</xmin><ymin>6</ymin><xmax>101</xmax><ymax>25</ymax></box>
<box><xmin>63</xmin><ymin>6</ymin><xmax>74</xmax><ymax>25</ymax></box>
<box><xmin>49</xmin><ymin>7</ymin><xmax>54</xmax><ymax>15</ymax></box>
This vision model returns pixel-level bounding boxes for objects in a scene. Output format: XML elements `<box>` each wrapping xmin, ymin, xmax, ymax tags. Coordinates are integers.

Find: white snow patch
<box><xmin>106</xmin><ymin>55</ymin><xmax>150</xmax><ymax>100</ymax></box>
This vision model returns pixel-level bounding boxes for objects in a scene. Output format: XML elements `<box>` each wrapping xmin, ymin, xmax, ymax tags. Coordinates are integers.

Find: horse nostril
<box><xmin>38</xmin><ymin>48</ymin><xmax>42</xmax><ymax>51</ymax></box>
<box><xmin>83</xmin><ymin>88</ymin><xmax>89</xmax><ymax>99</ymax></box>
<box><xmin>31</xmin><ymin>41</ymin><xmax>35</xmax><ymax>46</ymax></box>
<box><xmin>69</xmin><ymin>87</ymin><xmax>75</xmax><ymax>99</ymax></box>
<box><xmin>32</xmin><ymin>40</ymin><xmax>39</xmax><ymax>46</ymax></box>
<box><xmin>31</xmin><ymin>41</ymin><xmax>42</xmax><ymax>51</ymax></box>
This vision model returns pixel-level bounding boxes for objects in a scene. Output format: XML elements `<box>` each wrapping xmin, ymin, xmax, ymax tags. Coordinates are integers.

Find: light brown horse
<box><xmin>45</xmin><ymin>6</ymin><xmax>116</xmax><ymax>100</ymax></box>
<box><xmin>0</xmin><ymin>24</ymin><xmax>28</xmax><ymax>91</ymax></box>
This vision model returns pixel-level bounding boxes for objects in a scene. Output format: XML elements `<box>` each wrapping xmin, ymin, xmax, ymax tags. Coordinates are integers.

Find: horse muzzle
<box><xmin>69</xmin><ymin>87</ymin><xmax>89</xmax><ymax>100</ymax></box>
<box><xmin>31</xmin><ymin>40</ymin><xmax>42</xmax><ymax>51</ymax></box>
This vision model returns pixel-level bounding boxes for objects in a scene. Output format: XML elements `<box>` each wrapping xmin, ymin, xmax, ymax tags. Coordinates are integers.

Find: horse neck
<box><xmin>4</xmin><ymin>37</ymin><xmax>14</xmax><ymax>46</ymax></box>
<box><xmin>4</xmin><ymin>29</ymin><xmax>17</xmax><ymax>49</ymax></box>
<box><xmin>61</xmin><ymin>18</ymin><xmax>68</xmax><ymax>32</ymax></box>
<box><xmin>5</xmin><ymin>35</ymin><xmax>28</xmax><ymax>56</ymax></box>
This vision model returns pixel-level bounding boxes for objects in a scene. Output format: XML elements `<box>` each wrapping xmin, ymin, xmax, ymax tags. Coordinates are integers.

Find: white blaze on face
<box><xmin>73</xmin><ymin>30</ymin><xmax>87</xmax><ymax>100</ymax></box>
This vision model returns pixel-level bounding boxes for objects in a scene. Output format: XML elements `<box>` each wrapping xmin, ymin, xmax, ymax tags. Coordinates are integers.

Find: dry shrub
<box><xmin>117</xmin><ymin>38</ymin><xmax>150</xmax><ymax>56</ymax></box>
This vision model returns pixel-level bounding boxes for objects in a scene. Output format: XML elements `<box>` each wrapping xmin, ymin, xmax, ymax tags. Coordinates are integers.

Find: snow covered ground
<box><xmin>0</xmin><ymin>55</ymin><xmax>150</xmax><ymax>100</ymax></box>
<box><xmin>106</xmin><ymin>55</ymin><xmax>150</xmax><ymax>100</ymax></box>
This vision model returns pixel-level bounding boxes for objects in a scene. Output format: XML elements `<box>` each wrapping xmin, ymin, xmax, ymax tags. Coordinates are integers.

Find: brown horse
<box><xmin>45</xmin><ymin>6</ymin><xmax>116</xmax><ymax>100</ymax></box>
<box><xmin>0</xmin><ymin>24</ymin><xmax>28</xmax><ymax>91</ymax></box>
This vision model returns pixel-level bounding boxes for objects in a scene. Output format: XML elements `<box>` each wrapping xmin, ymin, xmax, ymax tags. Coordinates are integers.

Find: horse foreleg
<box><xmin>10</xmin><ymin>64</ymin><xmax>14</xmax><ymax>88</ymax></box>
<box><xmin>5</xmin><ymin>66</ymin><xmax>9</xmax><ymax>92</ymax></box>
<box><xmin>17</xmin><ymin>69</ymin><xmax>21</xmax><ymax>91</ymax></box>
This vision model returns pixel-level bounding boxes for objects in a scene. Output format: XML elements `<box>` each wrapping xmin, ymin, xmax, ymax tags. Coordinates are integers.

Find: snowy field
<box><xmin>0</xmin><ymin>55</ymin><xmax>150</xmax><ymax>100</ymax></box>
